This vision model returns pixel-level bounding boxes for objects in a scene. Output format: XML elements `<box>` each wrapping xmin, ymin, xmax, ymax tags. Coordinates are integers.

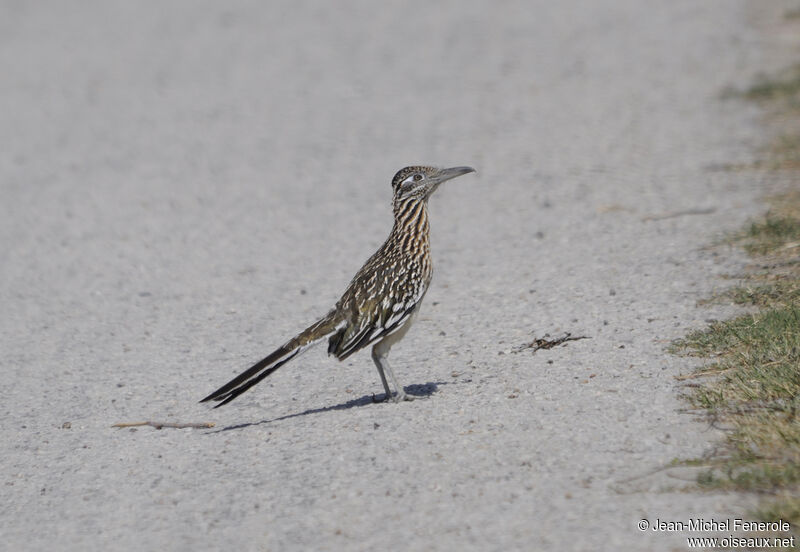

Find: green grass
<box><xmin>674</xmin><ymin>192</ymin><xmax>800</xmax><ymax>534</ymax></box>
<box><xmin>743</xmin><ymin>64</ymin><xmax>800</xmax><ymax>102</ymax></box>
<box><xmin>742</xmin><ymin>217</ymin><xmax>800</xmax><ymax>255</ymax></box>
<box><xmin>725</xmin><ymin>280</ymin><xmax>800</xmax><ymax>308</ymax></box>
<box><xmin>675</xmin><ymin>59</ymin><xmax>800</xmax><ymax>537</ymax></box>
<box><xmin>770</xmin><ymin>135</ymin><xmax>800</xmax><ymax>170</ymax></box>
<box><xmin>679</xmin><ymin>305</ymin><xmax>800</xmax><ymax>407</ymax></box>
<box><xmin>721</xmin><ymin>58</ymin><xmax>800</xmax><ymax>172</ymax></box>
<box><xmin>675</xmin><ymin>294</ymin><xmax>800</xmax><ymax>536</ymax></box>
<box><xmin>756</xmin><ymin>496</ymin><xmax>800</xmax><ymax>531</ymax></box>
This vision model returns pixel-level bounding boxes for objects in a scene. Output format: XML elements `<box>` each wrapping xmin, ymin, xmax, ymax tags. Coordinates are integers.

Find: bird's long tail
<box><xmin>200</xmin><ymin>311</ymin><xmax>343</xmax><ymax>408</ymax></box>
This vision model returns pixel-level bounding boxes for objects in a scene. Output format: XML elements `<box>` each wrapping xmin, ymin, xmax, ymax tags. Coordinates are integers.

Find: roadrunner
<box><xmin>201</xmin><ymin>165</ymin><xmax>475</xmax><ymax>407</ymax></box>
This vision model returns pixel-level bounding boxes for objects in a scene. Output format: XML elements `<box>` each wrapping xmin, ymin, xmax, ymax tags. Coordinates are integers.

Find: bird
<box><xmin>200</xmin><ymin>165</ymin><xmax>476</xmax><ymax>408</ymax></box>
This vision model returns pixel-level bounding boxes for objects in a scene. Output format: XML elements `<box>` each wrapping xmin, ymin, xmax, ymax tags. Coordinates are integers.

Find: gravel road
<box><xmin>1</xmin><ymin>1</ymin><xmax>787</xmax><ymax>550</ymax></box>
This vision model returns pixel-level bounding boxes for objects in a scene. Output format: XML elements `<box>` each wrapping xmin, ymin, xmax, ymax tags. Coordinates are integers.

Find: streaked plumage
<box><xmin>201</xmin><ymin>165</ymin><xmax>475</xmax><ymax>407</ymax></box>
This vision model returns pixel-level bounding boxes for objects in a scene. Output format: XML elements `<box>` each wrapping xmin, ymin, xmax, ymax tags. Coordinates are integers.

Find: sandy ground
<box><xmin>1</xmin><ymin>1</ymin><xmax>793</xmax><ymax>550</ymax></box>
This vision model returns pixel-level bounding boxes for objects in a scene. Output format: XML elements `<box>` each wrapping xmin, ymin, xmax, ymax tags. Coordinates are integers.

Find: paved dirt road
<box><xmin>1</xmin><ymin>1</ymin><xmax>782</xmax><ymax>550</ymax></box>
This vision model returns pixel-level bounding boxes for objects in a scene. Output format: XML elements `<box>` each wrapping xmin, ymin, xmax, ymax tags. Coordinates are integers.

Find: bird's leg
<box><xmin>370</xmin><ymin>346</ymin><xmax>393</xmax><ymax>400</ymax></box>
<box><xmin>371</xmin><ymin>345</ymin><xmax>413</xmax><ymax>402</ymax></box>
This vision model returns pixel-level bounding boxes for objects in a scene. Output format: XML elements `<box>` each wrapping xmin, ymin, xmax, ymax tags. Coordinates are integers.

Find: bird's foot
<box><xmin>372</xmin><ymin>391</ymin><xmax>414</xmax><ymax>403</ymax></box>
<box><xmin>392</xmin><ymin>391</ymin><xmax>414</xmax><ymax>402</ymax></box>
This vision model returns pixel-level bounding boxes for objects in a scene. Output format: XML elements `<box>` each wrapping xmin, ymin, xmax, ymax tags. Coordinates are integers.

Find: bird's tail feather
<box><xmin>200</xmin><ymin>311</ymin><xmax>342</xmax><ymax>408</ymax></box>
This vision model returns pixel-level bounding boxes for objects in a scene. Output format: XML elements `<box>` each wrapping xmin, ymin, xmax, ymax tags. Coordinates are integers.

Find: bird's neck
<box><xmin>391</xmin><ymin>197</ymin><xmax>430</xmax><ymax>243</ymax></box>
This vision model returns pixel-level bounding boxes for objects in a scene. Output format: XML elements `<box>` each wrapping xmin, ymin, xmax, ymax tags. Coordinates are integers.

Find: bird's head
<box><xmin>391</xmin><ymin>165</ymin><xmax>476</xmax><ymax>202</ymax></box>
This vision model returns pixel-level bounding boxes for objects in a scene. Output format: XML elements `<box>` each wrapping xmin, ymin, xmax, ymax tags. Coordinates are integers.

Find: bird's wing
<box><xmin>327</xmin><ymin>241</ymin><xmax>429</xmax><ymax>360</ymax></box>
<box><xmin>328</xmin><ymin>295</ymin><xmax>422</xmax><ymax>360</ymax></box>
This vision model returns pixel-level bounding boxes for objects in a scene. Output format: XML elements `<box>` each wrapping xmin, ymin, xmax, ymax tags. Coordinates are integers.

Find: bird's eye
<box><xmin>401</xmin><ymin>173</ymin><xmax>424</xmax><ymax>187</ymax></box>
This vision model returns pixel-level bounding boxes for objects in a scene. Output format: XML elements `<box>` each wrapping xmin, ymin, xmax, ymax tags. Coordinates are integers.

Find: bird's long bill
<box><xmin>436</xmin><ymin>166</ymin><xmax>476</xmax><ymax>183</ymax></box>
<box><xmin>426</xmin><ymin>166</ymin><xmax>476</xmax><ymax>197</ymax></box>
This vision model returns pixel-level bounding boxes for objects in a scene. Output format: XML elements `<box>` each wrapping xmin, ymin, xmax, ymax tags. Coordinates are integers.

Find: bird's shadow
<box><xmin>209</xmin><ymin>381</ymin><xmax>444</xmax><ymax>433</ymax></box>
